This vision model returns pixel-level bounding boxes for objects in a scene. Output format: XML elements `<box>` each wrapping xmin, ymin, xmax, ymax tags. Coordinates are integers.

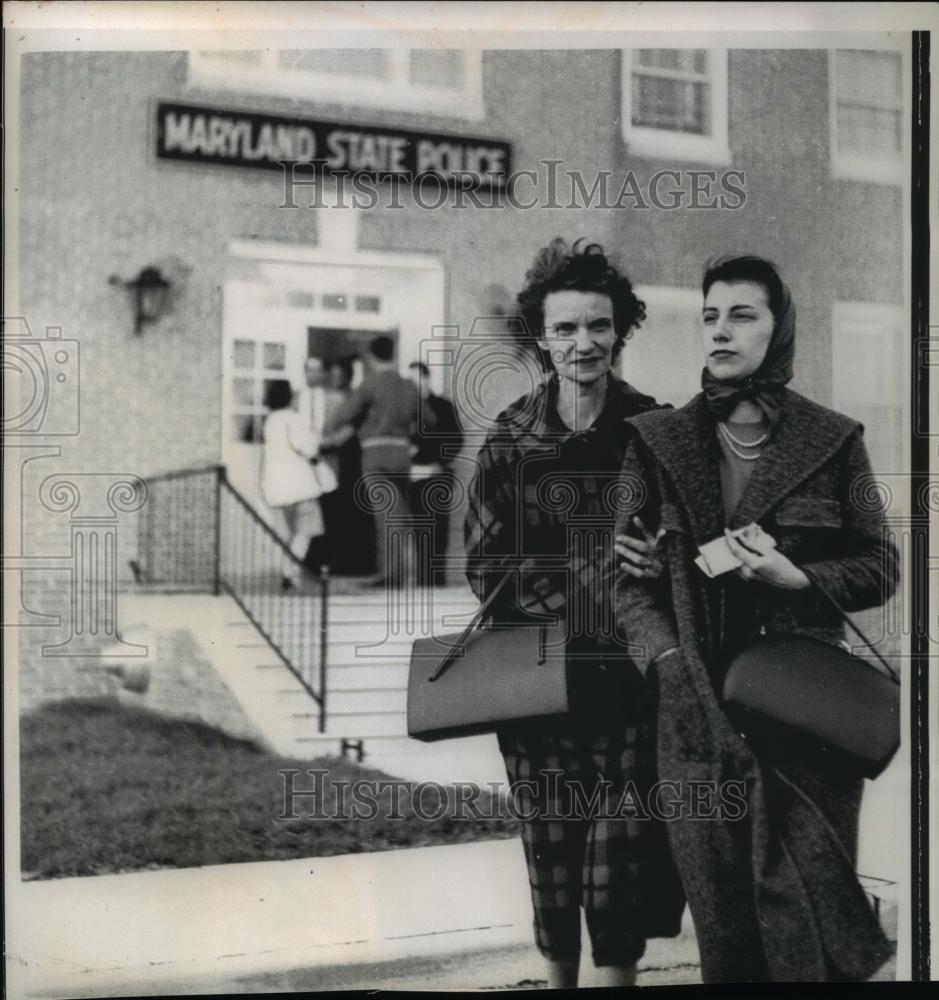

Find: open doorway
<box><xmin>221</xmin><ymin>242</ymin><xmax>445</xmax><ymax>558</ymax></box>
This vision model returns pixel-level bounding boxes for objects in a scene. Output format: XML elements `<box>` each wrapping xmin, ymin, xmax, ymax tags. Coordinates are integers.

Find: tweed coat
<box><xmin>614</xmin><ymin>388</ymin><xmax>899</xmax><ymax>982</ymax></box>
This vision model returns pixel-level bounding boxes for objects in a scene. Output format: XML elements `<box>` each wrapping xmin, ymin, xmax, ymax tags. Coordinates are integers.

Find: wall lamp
<box><xmin>109</xmin><ymin>266</ymin><xmax>172</xmax><ymax>335</ymax></box>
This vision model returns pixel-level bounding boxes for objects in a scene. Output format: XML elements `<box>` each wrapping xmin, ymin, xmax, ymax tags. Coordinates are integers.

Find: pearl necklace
<box><xmin>718</xmin><ymin>421</ymin><xmax>766</xmax><ymax>461</ymax></box>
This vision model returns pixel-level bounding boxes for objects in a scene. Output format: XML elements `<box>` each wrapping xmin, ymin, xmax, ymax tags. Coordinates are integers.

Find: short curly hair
<box><xmin>516</xmin><ymin>238</ymin><xmax>646</xmax><ymax>362</ymax></box>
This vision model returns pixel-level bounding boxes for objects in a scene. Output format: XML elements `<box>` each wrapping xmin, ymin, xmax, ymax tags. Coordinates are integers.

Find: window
<box><xmin>832</xmin><ymin>302</ymin><xmax>905</xmax><ymax>479</ymax></box>
<box><xmin>621</xmin><ymin>49</ymin><xmax>730</xmax><ymax>164</ymax></box>
<box><xmin>830</xmin><ymin>49</ymin><xmax>905</xmax><ymax>184</ymax></box>
<box><xmin>618</xmin><ymin>286</ymin><xmax>702</xmax><ymax>407</ymax></box>
<box><xmin>287</xmin><ymin>290</ymin><xmax>314</xmax><ymax>309</ymax></box>
<box><xmin>188</xmin><ymin>48</ymin><xmax>484</xmax><ymax>119</ymax></box>
<box><xmin>228</xmin><ymin>337</ymin><xmax>291</xmax><ymax>444</ymax></box>
<box><xmin>355</xmin><ymin>295</ymin><xmax>381</xmax><ymax>313</ymax></box>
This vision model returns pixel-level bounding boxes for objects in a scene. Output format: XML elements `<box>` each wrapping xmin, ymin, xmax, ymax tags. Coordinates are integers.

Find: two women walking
<box><xmin>465</xmin><ymin>241</ymin><xmax>898</xmax><ymax>984</ymax></box>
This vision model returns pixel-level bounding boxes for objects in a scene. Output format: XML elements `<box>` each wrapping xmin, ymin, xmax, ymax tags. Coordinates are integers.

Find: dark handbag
<box><xmin>407</xmin><ymin>567</ymin><xmax>569</xmax><ymax>742</ymax></box>
<box><xmin>722</xmin><ymin>572</ymin><xmax>900</xmax><ymax>779</ymax></box>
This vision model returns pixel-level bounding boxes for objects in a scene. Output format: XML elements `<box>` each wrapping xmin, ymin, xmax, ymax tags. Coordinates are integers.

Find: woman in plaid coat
<box><xmin>464</xmin><ymin>239</ymin><xmax>685</xmax><ymax>988</ymax></box>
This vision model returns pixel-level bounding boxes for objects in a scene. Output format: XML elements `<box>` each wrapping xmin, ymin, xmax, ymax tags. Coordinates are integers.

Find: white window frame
<box><xmin>829</xmin><ymin>47</ymin><xmax>907</xmax><ymax>186</ymax></box>
<box><xmin>187</xmin><ymin>48</ymin><xmax>485</xmax><ymax>121</ymax></box>
<box><xmin>621</xmin><ymin>49</ymin><xmax>731</xmax><ymax>166</ymax></box>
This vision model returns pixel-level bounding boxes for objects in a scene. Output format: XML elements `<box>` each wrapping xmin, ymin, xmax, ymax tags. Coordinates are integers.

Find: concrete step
<box><xmin>327</xmin><ymin>637</ymin><xmax>424</xmax><ymax>659</ymax></box>
<box><xmin>293</xmin><ymin>710</ymin><xmax>407</xmax><ymax>739</ymax></box>
<box><xmin>321</xmin><ymin>688</ymin><xmax>408</xmax><ymax>715</ymax></box>
<box><xmin>327</xmin><ymin>619</ymin><xmax>468</xmax><ymax>640</ymax></box>
<box><xmin>325</xmin><ymin>662</ymin><xmax>409</xmax><ymax>690</ymax></box>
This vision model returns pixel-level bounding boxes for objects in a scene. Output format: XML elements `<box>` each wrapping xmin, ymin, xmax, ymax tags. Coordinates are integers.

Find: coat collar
<box><xmin>505</xmin><ymin>373</ymin><xmax>657</xmax><ymax>455</ymax></box>
<box><xmin>628</xmin><ymin>389</ymin><xmax>860</xmax><ymax>540</ymax></box>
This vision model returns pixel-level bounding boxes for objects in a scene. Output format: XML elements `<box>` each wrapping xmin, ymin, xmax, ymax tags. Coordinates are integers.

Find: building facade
<box><xmin>10</xmin><ymin>42</ymin><xmax>908</xmax><ymax>701</ymax></box>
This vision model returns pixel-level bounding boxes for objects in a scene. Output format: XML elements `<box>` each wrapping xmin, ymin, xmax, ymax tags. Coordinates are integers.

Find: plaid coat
<box><xmin>464</xmin><ymin>374</ymin><xmax>686</xmax><ymax>959</ymax></box>
<box><xmin>615</xmin><ymin>389</ymin><xmax>899</xmax><ymax>982</ymax></box>
<box><xmin>465</xmin><ymin>373</ymin><xmax>660</xmax><ymax>645</ymax></box>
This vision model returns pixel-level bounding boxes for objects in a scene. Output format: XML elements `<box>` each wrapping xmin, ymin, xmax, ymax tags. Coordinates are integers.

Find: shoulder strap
<box><xmin>802</xmin><ymin>568</ymin><xmax>899</xmax><ymax>684</ymax></box>
<box><xmin>428</xmin><ymin>563</ymin><xmax>517</xmax><ymax>682</ymax></box>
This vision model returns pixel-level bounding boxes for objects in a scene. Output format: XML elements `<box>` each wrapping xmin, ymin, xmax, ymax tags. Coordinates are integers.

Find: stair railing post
<box><xmin>213</xmin><ymin>465</ymin><xmax>225</xmax><ymax>596</ymax></box>
<box><xmin>319</xmin><ymin>565</ymin><xmax>329</xmax><ymax>732</ymax></box>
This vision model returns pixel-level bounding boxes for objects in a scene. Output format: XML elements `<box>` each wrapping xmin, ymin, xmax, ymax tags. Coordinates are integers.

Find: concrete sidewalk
<box><xmin>7</xmin><ymin>836</ymin><xmax>896</xmax><ymax>997</ymax></box>
<box><xmin>6</xmin><ymin>837</ymin><xmax>701</xmax><ymax>996</ymax></box>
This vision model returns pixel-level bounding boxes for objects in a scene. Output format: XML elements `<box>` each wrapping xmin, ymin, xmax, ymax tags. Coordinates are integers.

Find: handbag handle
<box><xmin>428</xmin><ymin>561</ymin><xmax>521</xmax><ymax>682</ymax></box>
<box><xmin>801</xmin><ymin>568</ymin><xmax>899</xmax><ymax>684</ymax></box>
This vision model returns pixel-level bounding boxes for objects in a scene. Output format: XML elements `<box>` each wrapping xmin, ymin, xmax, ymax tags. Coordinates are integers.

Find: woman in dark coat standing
<box><xmin>614</xmin><ymin>254</ymin><xmax>899</xmax><ymax>982</ymax></box>
<box><xmin>465</xmin><ymin>239</ymin><xmax>685</xmax><ymax>988</ymax></box>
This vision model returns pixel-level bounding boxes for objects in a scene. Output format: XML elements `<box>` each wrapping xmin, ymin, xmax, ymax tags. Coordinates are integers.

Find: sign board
<box><xmin>156</xmin><ymin>101</ymin><xmax>512</xmax><ymax>191</ymax></box>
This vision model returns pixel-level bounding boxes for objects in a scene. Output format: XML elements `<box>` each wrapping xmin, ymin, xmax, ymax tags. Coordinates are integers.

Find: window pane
<box><xmin>231</xmin><ymin>414</ymin><xmax>255</xmax><ymax>443</ymax></box>
<box><xmin>632</xmin><ymin>76</ymin><xmax>710</xmax><ymax>134</ymax></box>
<box><xmin>837</xmin><ymin>106</ymin><xmax>902</xmax><ymax>155</ymax></box>
<box><xmin>322</xmin><ymin>294</ymin><xmax>348</xmax><ymax>311</ymax></box>
<box><xmin>408</xmin><ymin>49</ymin><xmax>466</xmax><ymax>90</ymax></box>
<box><xmin>232</xmin><ymin>339</ymin><xmax>255</xmax><ymax>369</ymax></box>
<box><xmin>635</xmin><ymin>49</ymin><xmax>708</xmax><ymax>76</ymax></box>
<box><xmin>279</xmin><ymin>49</ymin><xmax>389</xmax><ymax>78</ymax></box>
<box><xmin>287</xmin><ymin>290</ymin><xmax>314</xmax><ymax>309</ymax></box>
<box><xmin>837</xmin><ymin>50</ymin><xmax>902</xmax><ymax>108</ymax></box>
<box><xmin>232</xmin><ymin>377</ymin><xmax>255</xmax><ymax>406</ymax></box>
<box><xmin>354</xmin><ymin>295</ymin><xmax>381</xmax><ymax>313</ymax></box>
<box><xmin>263</xmin><ymin>342</ymin><xmax>286</xmax><ymax>370</ymax></box>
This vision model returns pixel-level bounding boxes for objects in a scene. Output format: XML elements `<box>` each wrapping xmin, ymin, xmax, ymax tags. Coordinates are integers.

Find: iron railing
<box><xmin>134</xmin><ymin>465</ymin><xmax>329</xmax><ymax>730</ymax></box>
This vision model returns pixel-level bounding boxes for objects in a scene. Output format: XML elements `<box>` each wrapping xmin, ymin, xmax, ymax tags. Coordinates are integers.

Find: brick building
<box><xmin>9</xmin><ymin>40</ymin><xmax>909</xmax><ymax>705</ymax></box>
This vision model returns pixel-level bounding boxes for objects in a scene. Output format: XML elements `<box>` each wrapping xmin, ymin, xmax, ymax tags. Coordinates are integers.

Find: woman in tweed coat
<box><xmin>614</xmin><ymin>254</ymin><xmax>899</xmax><ymax>982</ymax></box>
<box><xmin>464</xmin><ymin>239</ymin><xmax>684</xmax><ymax>988</ymax></box>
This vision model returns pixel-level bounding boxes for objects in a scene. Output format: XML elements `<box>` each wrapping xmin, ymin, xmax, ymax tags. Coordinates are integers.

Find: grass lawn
<box><xmin>20</xmin><ymin>699</ymin><xmax>519</xmax><ymax>880</ymax></box>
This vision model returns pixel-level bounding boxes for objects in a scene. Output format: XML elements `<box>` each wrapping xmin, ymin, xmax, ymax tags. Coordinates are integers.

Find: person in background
<box><xmin>259</xmin><ymin>379</ymin><xmax>326</xmax><ymax>590</ymax></box>
<box><xmin>323</xmin><ymin>335</ymin><xmax>421</xmax><ymax>587</ymax></box>
<box><xmin>407</xmin><ymin>361</ymin><xmax>463</xmax><ymax>587</ymax></box>
<box><xmin>296</xmin><ymin>355</ymin><xmax>328</xmax><ymax>435</ymax></box>
<box><xmin>320</xmin><ymin>358</ymin><xmax>373</xmax><ymax>576</ymax></box>
<box><xmin>297</xmin><ymin>355</ymin><xmax>335</xmax><ymax>572</ymax></box>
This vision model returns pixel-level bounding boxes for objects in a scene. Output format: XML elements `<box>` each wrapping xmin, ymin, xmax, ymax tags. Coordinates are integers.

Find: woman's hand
<box><xmin>724</xmin><ymin>525</ymin><xmax>810</xmax><ymax>590</ymax></box>
<box><xmin>616</xmin><ymin>516</ymin><xmax>666</xmax><ymax>579</ymax></box>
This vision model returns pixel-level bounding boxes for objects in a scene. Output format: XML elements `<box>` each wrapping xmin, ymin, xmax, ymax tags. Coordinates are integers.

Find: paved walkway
<box><xmin>8</xmin><ymin>834</ymin><xmax>897</xmax><ymax>997</ymax></box>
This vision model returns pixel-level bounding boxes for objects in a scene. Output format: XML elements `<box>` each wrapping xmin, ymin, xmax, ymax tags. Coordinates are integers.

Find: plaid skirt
<box><xmin>498</xmin><ymin>662</ymin><xmax>684</xmax><ymax>967</ymax></box>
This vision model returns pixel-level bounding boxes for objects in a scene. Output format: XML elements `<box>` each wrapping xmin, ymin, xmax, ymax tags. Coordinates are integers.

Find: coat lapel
<box><xmin>629</xmin><ymin>395</ymin><xmax>725</xmax><ymax>544</ymax></box>
<box><xmin>730</xmin><ymin>389</ymin><xmax>859</xmax><ymax>528</ymax></box>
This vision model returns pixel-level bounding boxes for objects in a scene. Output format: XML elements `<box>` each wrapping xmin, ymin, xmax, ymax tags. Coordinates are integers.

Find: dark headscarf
<box><xmin>701</xmin><ymin>279</ymin><xmax>795</xmax><ymax>428</ymax></box>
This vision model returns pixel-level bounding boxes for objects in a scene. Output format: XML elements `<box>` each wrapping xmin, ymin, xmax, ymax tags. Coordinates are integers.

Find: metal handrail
<box><xmin>135</xmin><ymin>464</ymin><xmax>329</xmax><ymax>732</ymax></box>
<box><xmin>142</xmin><ymin>464</ymin><xmax>226</xmax><ymax>484</ymax></box>
<box><xmin>220</xmin><ymin>472</ymin><xmax>313</xmax><ymax>568</ymax></box>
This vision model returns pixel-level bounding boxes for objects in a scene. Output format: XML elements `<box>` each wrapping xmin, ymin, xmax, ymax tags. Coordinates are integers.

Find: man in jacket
<box><xmin>324</xmin><ymin>335</ymin><xmax>420</xmax><ymax>587</ymax></box>
<box><xmin>407</xmin><ymin>361</ymin><xmax>463</xmax><ymax>587</ymax></box>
